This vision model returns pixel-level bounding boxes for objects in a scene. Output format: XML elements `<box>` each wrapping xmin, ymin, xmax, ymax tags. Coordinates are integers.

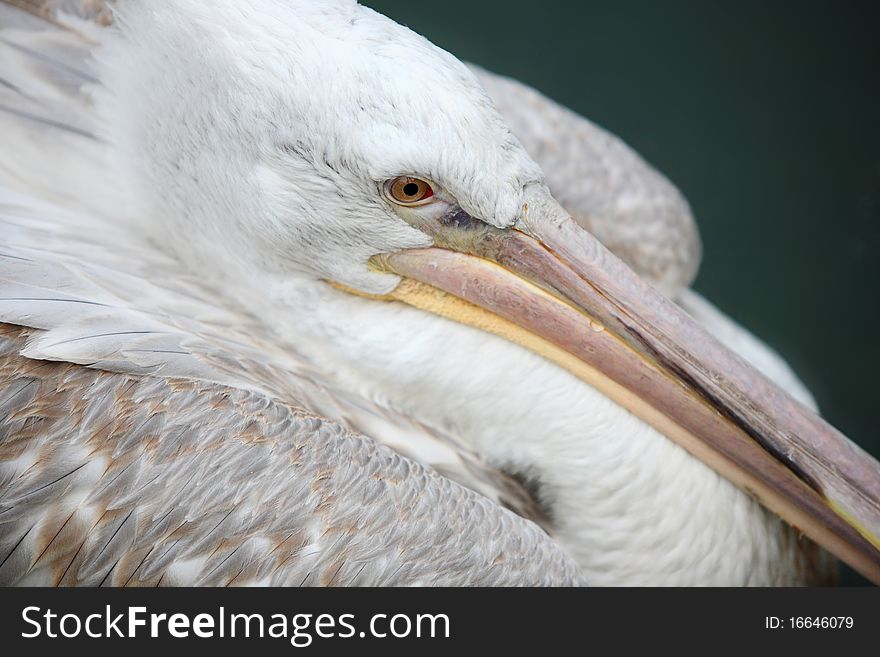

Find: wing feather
<box><xmin>1</xmin><ymin>327</ymin><xmax>584</xmax><ymax>585</ymax></box>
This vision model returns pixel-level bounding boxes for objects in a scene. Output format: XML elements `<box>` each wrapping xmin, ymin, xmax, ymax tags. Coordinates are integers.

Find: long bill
<box><xmin>367</xmin><ymin>184</ymin><xmax>880</xmax><ymax>584</ymax></box>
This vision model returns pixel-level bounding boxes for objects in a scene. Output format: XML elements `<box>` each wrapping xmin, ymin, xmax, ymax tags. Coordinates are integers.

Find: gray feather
<box><xmin>0</xmin><ymin>326</ymin><xmax>584</xmax><ymax>585</ymax></box>
<box><xmin>470</xmin><ymin>63</ymin><xmax>702</xmax><ymax>297</ymax></box>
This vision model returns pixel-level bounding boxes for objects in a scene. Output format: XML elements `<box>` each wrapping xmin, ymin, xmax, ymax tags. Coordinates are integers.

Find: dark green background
<box><xmin>364</xmin><ymin>0</ymin><xmax>880</xmax><ymax>583</ymax></box>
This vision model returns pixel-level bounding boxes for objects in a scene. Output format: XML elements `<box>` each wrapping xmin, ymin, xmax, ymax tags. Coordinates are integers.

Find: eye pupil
<box><xmin>403</xmin><ymin>182</ymin><xmax>420</xmax><ymax>197</ymax></box>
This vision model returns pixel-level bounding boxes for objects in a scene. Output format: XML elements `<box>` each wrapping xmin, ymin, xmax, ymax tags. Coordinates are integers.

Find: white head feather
<box><xmin>96</xmin><ymin>0</ymin><xmax>542</xmax><ymax>294</ymax></box>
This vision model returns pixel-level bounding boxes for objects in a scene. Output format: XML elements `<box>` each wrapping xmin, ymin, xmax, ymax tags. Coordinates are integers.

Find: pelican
<box><xmin>0</xmin><ymin>0</ymin><xmax>878</xmax><ymax>586</ymax></box>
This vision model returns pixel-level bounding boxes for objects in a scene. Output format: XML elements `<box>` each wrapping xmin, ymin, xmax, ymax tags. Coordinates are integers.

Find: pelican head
<box><xmin>94</xmin><ymin>0</ymin><xmax>880</xmax><ymax>584</ymax></box>
<box><xmin>98</xmin><ymin>0</ymin><xmax>541</xmax><ymax>296</ymax></box>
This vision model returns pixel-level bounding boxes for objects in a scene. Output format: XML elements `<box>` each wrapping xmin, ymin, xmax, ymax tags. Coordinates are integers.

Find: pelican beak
<box><xmin>365</xmin><ymin>183</ymin><xmax>880</xmax><ymax>584</ymax></box>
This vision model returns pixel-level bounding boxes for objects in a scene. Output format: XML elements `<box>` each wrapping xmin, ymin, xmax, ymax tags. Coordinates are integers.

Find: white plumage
<box><xmin>0</xmin><ymin>0</ymin><xmax>844</xmax><ymax>585</ymax></box>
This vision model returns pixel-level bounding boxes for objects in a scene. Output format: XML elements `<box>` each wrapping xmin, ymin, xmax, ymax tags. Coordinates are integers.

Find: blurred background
<box><xmin>365</xmin><ymin>0</ymin><xmax>880</xmax><ymax>583</ymax></box>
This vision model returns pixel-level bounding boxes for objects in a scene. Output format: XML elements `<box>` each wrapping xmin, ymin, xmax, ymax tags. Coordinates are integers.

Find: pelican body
<box><xmin>0</xmin><ymin>0</ymin><xmax>878</xmax><ymax>586</ymax></box>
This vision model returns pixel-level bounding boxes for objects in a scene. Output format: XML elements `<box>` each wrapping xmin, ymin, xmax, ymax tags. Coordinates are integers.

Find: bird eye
<box><xmin>385</xmin><ymin>176</ymin><xmax>435</xmax><ymax>206</ymax></box>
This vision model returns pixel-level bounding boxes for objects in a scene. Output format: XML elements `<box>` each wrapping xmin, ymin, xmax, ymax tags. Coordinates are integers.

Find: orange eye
<box><xmin>386</xmin><ymin>176</ymin><xmax>435</xmax><ymax>206</ymax></box>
